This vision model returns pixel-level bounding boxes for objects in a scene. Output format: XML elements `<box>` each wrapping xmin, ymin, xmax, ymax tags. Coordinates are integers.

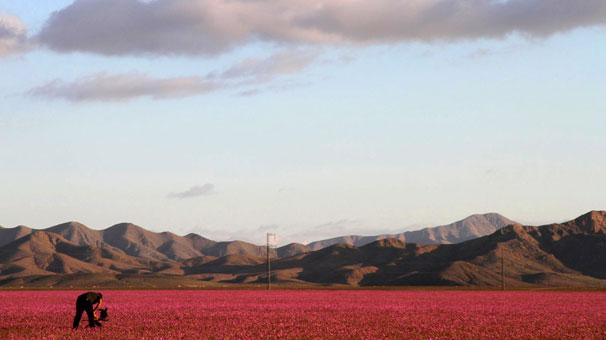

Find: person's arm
<box><xmin>94</xmin><ymin>298</ymin><xmax>103</xmax><ymax>311</ymax></box>
<box><xmin>92</xmin><ymin>298</ymin><xmax>103</xmax><ymax>320</ymax></box>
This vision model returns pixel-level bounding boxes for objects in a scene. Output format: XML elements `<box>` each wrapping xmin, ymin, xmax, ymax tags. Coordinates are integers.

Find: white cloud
<box><xmin>27</xmin><ymin>50</ymin><xmax>317</xmax><ymax>102</ymax></box>
<box><xmin>28</xmin><ymin>73</ymin><xmax>219</xmax><ymax>102</ymax></box>
<box><xmin>22</xmin><ymin>0</ymin><xmax>606</xmax><ymax>102</ymax></box>
<box><xmin>216</xmin><ymin>49</ymin><xmax>318</xmax><ymax>83</ymax></box>
<box><xmin>36</xmin><ymin>0</ymin><xmax>606</xmax><ymax>57</ymax></box>
<box><xmin>0</xmin><ymin>13</ymin><xmax>28</xmax><ymax>57</ymax></box>
<box><xmin>168</xmin><ymin>184</ymin><xmax>216</xmax><ymax>199</ymax></box>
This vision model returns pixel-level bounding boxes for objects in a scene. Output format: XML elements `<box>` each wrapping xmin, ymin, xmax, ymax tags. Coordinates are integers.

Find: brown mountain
<box><xmin>0</xmin><ymin>225</ymin><xmax>33</xmax><ymax>248</ymax></box>
<box><xmin>0</xmin><ymin>221</ymin><xmax>274</xmax><ymax>279</ymax></box>
<box><xmin>307</xmin><ymin>213</ymin><xmax>516</xmax><ymax>250</ymax></box>
<box><xmin>277</xmin><ymin>243</ymin><xmax>311</xmax><ymax>258</ymax></box>
<box><xmin>0</xmin><ymin>230</ymin><xmax>140</xmax><ymax>277</ymax></box>
<box><xmin>1</xmin><ymin>211</ymin><xmax>605</xmax><ymax>288</ymax></box>
<box><xmin>46</xmin><ymin>221</ymin><xmax>102</xmax><ymax>246</ymax></box>
<box><xmin>102</xmin><ymin>223</ymin><xmax>199</xmax><ymax>261</ymax></box>
<box><xmin>172</xmin><ymin>211</ymin><xmax>606</xmax><ymax>288</ymax></box>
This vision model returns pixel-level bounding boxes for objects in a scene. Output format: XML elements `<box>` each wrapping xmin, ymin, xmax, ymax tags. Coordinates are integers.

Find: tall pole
<box><xmin>500</xmin><ymin>228</ymin><xmax>505</xmax><ymax>291</ymax></box>
<box><xmin>501</xmin><ymin>248</ymin><xmax>505</xmax><ymax>291</ymax></box>
<box><xmin>266</xmin><ymin>233</ymin><xmax>272</xmax><ymax>290</ymax></box>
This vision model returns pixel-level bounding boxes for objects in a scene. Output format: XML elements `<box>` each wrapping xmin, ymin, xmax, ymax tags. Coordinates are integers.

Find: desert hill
<box><xmin>0</xmin><ymin>221</ymin><xmax>275</xmax><ymax>276</ymax></box>
<box><xmin>163</xmin><ymin>211</ymin><xmax>606</xmax><ymax>288</ymax></box>
<box><xmin>0</xmin><ymin>225</ymin><xmax>33</xmax><ymax>248</ymax></box>
<box><xmin>0</xmin><ymin>213</ymin><xmax>514</xmax><ymax>279</ymax></box>
<box><xmin>0</xmin><ymin>211</ymin><xmax>605</xmax><ymax>288</ymax></box>
<box><xmin>307</xmin><ymin>213</ymin><xmax>516</xmax><ymax>250</ymax></box>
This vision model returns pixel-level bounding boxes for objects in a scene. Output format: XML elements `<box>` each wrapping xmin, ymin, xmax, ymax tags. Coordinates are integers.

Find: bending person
<box><xmin>72</xmin><ymin>291</ymin><xmax>103</xmax><ymax>329</ymax></box>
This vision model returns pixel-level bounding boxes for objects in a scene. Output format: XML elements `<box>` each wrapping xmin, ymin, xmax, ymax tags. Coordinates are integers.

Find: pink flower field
<box><xmin>0</xmin><ymin>290</ymin><xmax>605</xmax><ymax>339</ymax></box>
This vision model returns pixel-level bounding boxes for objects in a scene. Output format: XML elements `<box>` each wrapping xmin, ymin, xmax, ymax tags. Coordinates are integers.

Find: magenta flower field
<box><xmin>0</xmin><ymin>290</ymin><xmax>605</xmax><ymax>339</ymax></box>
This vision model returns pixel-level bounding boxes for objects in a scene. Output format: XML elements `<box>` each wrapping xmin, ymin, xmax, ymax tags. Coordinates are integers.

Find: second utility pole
<box><xmin>267</xmin><ymin>233</ymin><xmax>274</xmax><ymax>290</ymax></box>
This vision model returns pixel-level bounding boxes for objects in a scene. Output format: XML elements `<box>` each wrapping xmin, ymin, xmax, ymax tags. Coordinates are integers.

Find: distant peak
<box><xmin>440</xmin><ymin>212</ymin><xmax>516</xmax><ymax>228</ymax></box>
<box><xmin>185</xmin><ymin>233</ymin><xmax>211</xmax><ymax>240</ymax></box>
<box><xmin>327</xmin><ymin>243</ymin><xmax>355</xmax><ymax>250</ymax></box>
<box><xmin>46</xmin><ymin>221</ymin><xmax>92</xmax><ymax>233</ymax></box>
<box><xmin>493</xmin><ymin>224</ymin><xmax>535</xmax><ymax>244</ymax></box>
<box><xmin>14</xmin><ymin>225</ymin><xmax>32</xmax><ymax>230</ymax></box>
<box><xmin>52</xmin><ymin>221</ymin><xmax>88</xmax><ymax>228</ymax></box>
<box><xmin>108</xmin><ymin>222</ymin><xmax>143</xmax><ymax>230</ymax></box>
<box><xmin>282</xmin><ymin>242</ymin><xmax>306</xmax><ymax>247</ymax></box>
<box><xmin>364</xmin><ymin>238</ymin><xmax>406</xmax><ymax>249</ymax></box>
<box><xmin>574</xmin><ymin>210</ymin><xmax>606</xmax><ymax>233</ymax></box>
<box><xmin>463</xmin><ymin>212</ymin><xmax>512</xmax><ymax>221</ymax></box>
<box><xmin>103</xmin><ymin>223</ymin><xmax>149</xmax><ymax>238</ymax></box>
<box><xmin>582</xmin><ymin>210</ymin><xmax>606</xmax><ymax>220</ymax></box>
<box><xmin>500</xmin><ymin>223</ymin><xmax>526</xmax><ymax>234</ymax></box>
<box><xmin>470</xmin><ymin>212</ymin><xmax>501</xmax><ymax>217</ymax></box>
<box><xmin>482</xmin><ymin>212</ymin><xmax>507</xmax><ymax>218</ymax></box>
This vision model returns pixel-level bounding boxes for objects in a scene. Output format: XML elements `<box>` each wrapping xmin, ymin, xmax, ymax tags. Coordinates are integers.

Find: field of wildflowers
<box><xmin>0</xmin><ymin>290</ymin><xmax>604</xmax><ymax>339</ymax></box>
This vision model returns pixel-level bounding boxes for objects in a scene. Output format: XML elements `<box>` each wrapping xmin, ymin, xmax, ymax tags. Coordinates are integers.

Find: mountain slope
<box><xmin>101</xmin><ymin>223</ymin><xmax>237</xmax><ymax>261</ymax></box>
<box><xmin>307</xmin><ymin>213</ymin><xmax>516</xmax><ymax>250</ymax></box>
<box><xmin>0</xmin><ymin>212</ymin><xmax>514</xmax><ymax>266</ymax></box>
<box><xmin>277</xmin><ymin>243</ymin><xmax>311</xmax><ymax>257</ymax></box>
<box><xmin>0</xmin><ymin>221</ymin><xmax>282</xmax><ymax>279</ymax></box>
<box><xmin>1</xmin><ymin>211</ymin><xmax>604</xmax><ymax>288</ymax></box>
<box><xmin>0</xmin><ymin>225</ymin><xmax>33</xmax><ymax>248</ymax></box>
<box><xmin>199</xmin><ymin>240</ymin><xmax>274</xmax><ymax>258</ymax></box>
<box><xmin>0</xmin><ymin>231</ymin><xmax>118</xmax><ymax>277</ymax></box>
<box><xmin>525</xmin><ymin>211</ymin><xmax>606</xmax><ymax>278</ymax></box>
<box><xmin>407</xmin><ymin>213</ymin><xmax>517</xmax><ymax>244</ymax></box>
<box><xmin>46</xmin><ymin>221</ymin><xmax>103</xmax><ymax>246</ymax></box>
<box><xmin>185</xmin><ymin>211</ymin><xmax>606</xmax><ymax>288</ymax></box>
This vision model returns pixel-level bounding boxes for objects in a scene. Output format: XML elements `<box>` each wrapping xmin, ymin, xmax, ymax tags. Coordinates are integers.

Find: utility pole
<box><xmin>500</xmin><ymin>227</ymin><xmax>505</xmax><ymax>291</ymax></box>
<box><xmin>266</xmin><ymin>233</ymin><xmax>275</xmax><ymax>290</ymax></box>
<box><xmin>501</xmin><ymin>248</ymin><xmax>505</xmax><ymax>291</ymax></box>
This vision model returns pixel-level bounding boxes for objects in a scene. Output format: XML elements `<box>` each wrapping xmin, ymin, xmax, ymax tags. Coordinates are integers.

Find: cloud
<box><xmin>277</xmin><ymin>219</ymin><xmax>367</xmax><ymax>244</ymax></box>
<box><xmin>216</xmin><ymin>50</ymin><xmax>318</xmax><ymax>83</ymax></box>
<box><xmin>28</xmin><ymin>73</ymin><xmax>219</xmax><ymax>102</ymax></box>
<box><xmin>236</xmin><ymin>88</ymin><xmax>262</xmax><ymax>97</ymax></box>
<box><xmin>35</xmin><ymin>0</ymin><xmax>606</xmax><ymax>57</ymax></box>
<box><xmin>0</xmin><ymin>13</ymin><xmax>28</xmax><ymax>57</ymax></box>
<box><xmin>27</xmin><ymin>49</ymin><xmax>317</xmax><ymax>102</ymax></box>
<box><xmin>257</xmin><ymin>224</ymin><xmax>278</xmax><ymax>233</ymax></box>
<box><xmin>311</xmin><ymin>219</ymin><xmax>365</xmax><ymax>233</ymax></box>
<box><xmin>167</xmin><ymin>184</ymin><xmax>216</xmax><ymax>199</ymax></box>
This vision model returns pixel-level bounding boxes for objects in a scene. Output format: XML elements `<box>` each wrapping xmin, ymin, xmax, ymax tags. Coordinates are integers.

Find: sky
<box><xmin>1</xmin><ymin>0</ymin><xmax>605</xmax><ymax>245</ymax></box>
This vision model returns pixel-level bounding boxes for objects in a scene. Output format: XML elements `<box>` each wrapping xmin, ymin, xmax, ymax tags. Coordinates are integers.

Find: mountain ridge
<box><xmin>0</xmin><ymin>212</ymin><xmax>516</xmax><ymax>261</ymax></box>
<box><xmin>307</xmin><ymin>213</ymin><xmax>516</xmax><ymax>250</ymax></box>
<box><xmin>1</xmin><ymin>211</ymin><xmax>604</xmax><ymax>288</ymax></box>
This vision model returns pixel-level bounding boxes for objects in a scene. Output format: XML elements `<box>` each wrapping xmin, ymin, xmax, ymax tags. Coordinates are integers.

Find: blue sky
<box><xmin>1</xmin><ymin>1</ymin><xmax>605</xmax><ymax>244</ymax></box>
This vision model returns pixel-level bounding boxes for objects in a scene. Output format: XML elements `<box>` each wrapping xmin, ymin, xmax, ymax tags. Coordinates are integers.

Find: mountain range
<box><xmin>1</xmin><ymin>211</ymin><xmax>604</xmax><ymax>288</ymax></box>
<box><xmin>306</xmin><ymin>213</ymin><xmax>516</xmax><ymax>250</ymax></box>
